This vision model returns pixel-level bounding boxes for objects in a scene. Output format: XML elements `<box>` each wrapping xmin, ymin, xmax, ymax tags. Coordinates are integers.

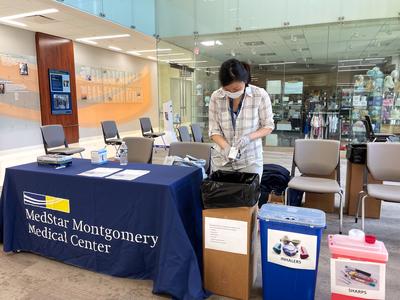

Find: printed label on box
<box><xmin>267</xmin><ymin>229</ymin><xmax>317</xmax><ymax>270</ymax></box>
<box><xmin>204</xmin><ymin>217</ymin><xmax>247</xmax><ymax>255</ymax></box>
<box><xmin>330</xmin><ymin>258</ymin><xmax>385</xmax><ymax>299</ymax></box>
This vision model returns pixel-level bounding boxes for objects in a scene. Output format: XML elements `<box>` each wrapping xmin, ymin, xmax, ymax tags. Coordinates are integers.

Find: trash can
<box><xmin>258</xmin><ymin>204</ymin><xmax>326</xmax><ymax>300</ymax></box>
<box><xmin>201</xmin><ymin>170</ymin><xmax>260</xmax><ymax>209</ymax></box>
<box><xmin>328</xmin><ymin>234</ymin><xmax>388</xmax><ymax>300</ymax></box>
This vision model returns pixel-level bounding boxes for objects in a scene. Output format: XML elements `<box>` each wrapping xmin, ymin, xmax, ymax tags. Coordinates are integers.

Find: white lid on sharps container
<box><xmin>258</xmin><ymin>203</ymin><xmax>326</xmax><ymax>228</ymax></box>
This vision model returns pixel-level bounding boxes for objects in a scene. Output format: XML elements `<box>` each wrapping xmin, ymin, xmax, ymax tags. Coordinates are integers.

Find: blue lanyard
<box><xmin>228</xmin><ymin>93</ymin><xmax>245</xmax><ymax>130</ymax></box>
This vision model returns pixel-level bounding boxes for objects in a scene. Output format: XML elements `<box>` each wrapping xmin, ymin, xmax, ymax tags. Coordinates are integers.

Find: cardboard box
<box><xmin>203</xmin><ymin>205</ymin><xmax>258</xmax><ymax>300</ymax></box>
<box><xmin>345</xmin><ymin>161</ymin><xmax>381</xmax><ymax>218</ymax></box>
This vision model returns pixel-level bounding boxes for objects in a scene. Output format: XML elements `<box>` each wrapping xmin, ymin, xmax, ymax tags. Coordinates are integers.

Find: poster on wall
<box><xmin>330</xmin><ymin>258</ymin><xmax>385</xmax><ymax>299</ymax></box>
<box><xmin>267</xmin><ymin>229</ymin><xmax>318</xmax><ymax>270</ymax></box>
<box><xmin>284</xmin><ymin>81</ymin><xmax>303</xmax><ymax>94</ymax></box>
<box><xmin>266</xmin><ymin>80</ymin><xmax>282</xmax><ymax>95</ymax></box>
<box><xmin>49</xmin><ymin>69</ymin><xmax>72</xmax><ymax>115</ymax></box>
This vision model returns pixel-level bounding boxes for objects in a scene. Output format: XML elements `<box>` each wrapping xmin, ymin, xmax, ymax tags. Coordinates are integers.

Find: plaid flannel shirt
<box><xmin>208</xmin><ymin>84</ymin><xmax>274</xmax><ymax>169</ymax></box>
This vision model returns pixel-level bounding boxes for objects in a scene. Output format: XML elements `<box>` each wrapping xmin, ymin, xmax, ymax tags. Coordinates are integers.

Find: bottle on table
<box><xmin>119</xmin><ymin>142</ymin><xmax>128</xmax><ymax>166</ymax></box>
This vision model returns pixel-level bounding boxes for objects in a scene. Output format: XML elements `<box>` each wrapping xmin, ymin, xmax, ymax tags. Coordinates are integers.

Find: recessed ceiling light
<box><xmin>259</xmin><ymin>62</ymin><xmax>296</xmax><ymax>66</ymax></box>
<box><xmin>0</xmin><ymin>8</ymin><xmax>58</xmax><ymax>27</ymax></box>
<box><xmin>76</xmin><ymin>34</ymin><xmax>130</xmax><ymax>43</ymax></box>
<box><xmin>157</xmin><ymin>53</ymin><xmax>185</xmax><ymax>57</ymax></box>
<box><xmin>78</xmin><ymin>40</ymin><xmax>97</xmax><ymax>45</ymax></box>
<box><xmin>127</xmin><ymin>51</ymin><xmax>142</xmax><ymax>56</ymax></box>
<box><xmin>200</xmin><ymin>40</ymin><xmax>223</xmax><ymax>47</ymax></box>
<box><xmin>108</xmin><ymin>46</ymin><xmax>122</xmax><ymax>51</ymax></box>
<box><xmin>168</xmin><ymin>58</ymin><xmax>192</xmax><ymax>61</ymax></box>
<box><xmin>147</xmin><ymin>56</ymin><xmax>157</xmax><ymax>60</ymax></box>
<box><xmin>135</xmin><ymin>48</ymin><xmax>171</xmax><ymax>53</ymax></box>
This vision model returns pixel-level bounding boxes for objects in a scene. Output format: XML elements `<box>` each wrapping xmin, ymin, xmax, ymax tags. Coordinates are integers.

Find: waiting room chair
<box><xmin>355</xmin><ymin>143</ymin><xmax>400</xmax><ymax>231</ymax></box>
<box><xmin>191</xmin><ymin>123</ymin><xmax>204</xmax><ymax>143</ymax></box>
<box><xmin>40</xmin><ymin>125</ymin><xmax>85</xmax><ymax>157</ymax></box>
<box><xmin>139</xmin><ymin>117</ymin><xmax>166</xmax><ymax>150</ymax></box>
<box><xmin>169</xmin><ymin>142</ymin><xmax>212</xmax><ymax>174</ymax></box>
<box><xmin>285</xmin><ymin>139</ymin><xmax>343</xmax><ymax>233</ymax></box>
<box><xmin>177</xmin><ymin>126</ymin><xmax>191</xmax><ymax>142</ymax></box>
<box><xmin>123</xmin><ymin>137</ymin><xmax>154</xmax><ymax>164</ymax></box>
<box><xmin>101</xmin><ymin>120</ymin><xmax>123</xmax><ymax>152</ymax></box>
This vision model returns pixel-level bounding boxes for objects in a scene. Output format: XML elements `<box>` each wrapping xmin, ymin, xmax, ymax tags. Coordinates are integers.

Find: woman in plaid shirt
<box><xmin>208</xmin><ymin>59</ymin><xmax>274</xmax><ymax>178</ymax></box>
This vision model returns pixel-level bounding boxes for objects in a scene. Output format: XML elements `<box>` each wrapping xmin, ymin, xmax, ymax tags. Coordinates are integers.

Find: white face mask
<box><xmin>224</xmin><ymin>89</ymin><xmax>244</xmax><ymax>99</ymax></box>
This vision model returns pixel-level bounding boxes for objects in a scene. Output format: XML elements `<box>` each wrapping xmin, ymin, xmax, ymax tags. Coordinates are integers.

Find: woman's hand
<box><xmin>235</xmin><ymin>135</ymin><xmax>251</xmax><ymax>150</ymax></box>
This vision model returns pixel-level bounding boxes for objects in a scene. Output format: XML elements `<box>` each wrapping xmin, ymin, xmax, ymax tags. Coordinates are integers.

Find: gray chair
<box><xmin>355</xmin><ymin>143</ymin><xmax>400</xmax><ymax>231</ymax></box>
<box><xmin>285</xmin><ymin>139</ymin><xmax>343</xmax><ymax>233</ymax></box>
<box><xmin>139</xmin><ymin>117</ymin><xmax>166</xmax><ymax>150</ymax></box>
<box><xmin>178</xmin><ymin>126</ymin><xmax>191</xmax><ymax>142</ymax></box>
<box><xmin>191</xmin><ymin>123</ymin><xmax>204</xmax><ymax>143</ymax></box>
<box><xmin>169</xmin><ymin>142</ymin><xmax>212</xmax><ymax>174</ymax></box>
<box><xmin>40</xmin><ymin>125</ymin><xmax>84</xmax><ymax>157</ymax></box>
<box><xmin>101</xmin><ymin>120</ymin><xmax>123</xmax><ymax>152</ymax></box>
<box><xmin>123</xmin><ymin>137</ymin><xmax>154</xmax><ymax>163</ymax></box>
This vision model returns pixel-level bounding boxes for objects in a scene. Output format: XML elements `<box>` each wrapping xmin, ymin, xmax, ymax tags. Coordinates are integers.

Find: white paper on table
<box><xmin>78</xmin><ymin>167</ymin><xmax>122</xmax><ymax>178</ymax></box>
<box><xmin>106</xmin><ymin>169</ymin><xmax>150</xmax><ymax>181</ymax></box>
<box><xmin>204</xmin><ymin>217</ymin><xmax>248</xmax><ymax>255</ymax></box>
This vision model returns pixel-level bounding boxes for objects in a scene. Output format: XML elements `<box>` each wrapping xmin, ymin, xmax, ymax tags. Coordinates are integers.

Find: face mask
<box><xmin>224</xmin><ymin>89</ymin><xmax>244</xmax><ymax>99</ymax></box>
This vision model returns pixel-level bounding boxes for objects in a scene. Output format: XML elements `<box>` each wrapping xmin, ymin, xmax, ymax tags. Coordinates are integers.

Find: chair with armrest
<box><xmin>139</xmin><ymin>117</ymin><xmax>166</xmax><ymax>150</ymax></box>
<box><xmin>177</xmin><ymin>126</ymin><xmax>191</xmax><ymax>142</ymax></box>
<box><xmin>40</xmin><ymin>125</ymin><xmax>85</xmax><ymax>158</ymax></box>
<box><xmin>101</xmin><ymin>120</ymin><xmax>123</xmax><ymax>153</ymax></box>
<box><xmin>285</xmin><ymin>139</ymin><xmax>343</xmax><ymax>233</ymax></box>
<box><xmin>123</xmin><ymin>137</ymin><xmax>154</xmax><ymax>164</ymax></box>
<box><xmin>191</xmin><ymin>123</ymin><xmax>204</xmax><ymax>143</ymax></box>
<box><xmin>169</xmin><ymin>142</ymin><xmax>212</xmax><ymax>175</ymax></box>
<box><xmin>355</xmin><ymin>143</ymin><xmax>400</xmax><ymax>231</ymax></box>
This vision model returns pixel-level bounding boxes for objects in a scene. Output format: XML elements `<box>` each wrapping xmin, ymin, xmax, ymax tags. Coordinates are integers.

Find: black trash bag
<box><xmin>259</xmin><ymin>164</ymin><xmax>290</xmax><ymax>207</ymax></box>
<box><xmin>346</xmin><ymin>144</ymin><xmax>367</xmax><ymax>164</ymax></box>
<box><xmin>201</xmin><ymin>170</ymin><xmax>260</xmax><ymax>209</ymax></box>
<box><xmin>287</xmin><ymin>188</ymin><xmax>304</xmax><ymax>207</ymax></box>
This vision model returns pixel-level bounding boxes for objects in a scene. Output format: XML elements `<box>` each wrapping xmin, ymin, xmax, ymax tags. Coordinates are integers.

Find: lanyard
<box><xmin>228</xmin><ymin>92</ymin><xmax>245</xmax><ymax>131</ymax></box>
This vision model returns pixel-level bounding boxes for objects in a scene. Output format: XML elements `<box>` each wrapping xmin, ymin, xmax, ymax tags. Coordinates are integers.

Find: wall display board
<box><xmin>284</xmin><ymin>81</ymin><xmax>304</xmax><ymax>94</ymax></box>
<box><xmin>49</xmin><ymin>69</ymin><xmax>72</xmax><ymax>115</ymax></box>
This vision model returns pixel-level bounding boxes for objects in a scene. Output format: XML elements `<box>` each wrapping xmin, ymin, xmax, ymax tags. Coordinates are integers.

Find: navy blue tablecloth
<box><xmin>0</xmin><ymin>159</ymin><xmax>205</xmax><ymax>299</ymax></box>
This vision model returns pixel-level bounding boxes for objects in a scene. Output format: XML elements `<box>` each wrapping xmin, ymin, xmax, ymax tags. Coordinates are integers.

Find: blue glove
<box><xmin>235</xmin><ymin>135</ymin><xmax>251</xmax><ymax>150</ymax></box>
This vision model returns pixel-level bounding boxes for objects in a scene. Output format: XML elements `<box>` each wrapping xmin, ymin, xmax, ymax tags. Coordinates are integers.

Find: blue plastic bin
<box><xmin>258</xmin><ymin>204</ymin><xmax>326</xmax><ymax>300</ymax></box>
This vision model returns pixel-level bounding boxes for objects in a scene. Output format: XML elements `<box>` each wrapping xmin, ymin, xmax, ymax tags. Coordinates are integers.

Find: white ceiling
<box><xmin>164</xmin><ymin>18</ymin><xmax>400</xmax><ymax>66</ymax></box>
<box><xmin>0</xmin><ymin>0</ymin><xmax>162</xmax><ymax>59</ymax></box>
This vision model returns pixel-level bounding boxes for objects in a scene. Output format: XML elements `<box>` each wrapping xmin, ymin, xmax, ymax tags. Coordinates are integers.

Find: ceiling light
<box><xmin>259</xmin><ymin>62</ymin><xmax>297</xmax><ymax>66</ymax></box>
<box><xmin>200</xmin><ymin>40</ymin><xmax>223</xmax><ymax>47</ymax></box>
<box><xmin>168</xmin><ymin>58</ymin><xmax>192</xmax><ymax>61</ymax></box>
<box><xmin>338</xmin><ymin>69</ymin><xmax>370</xmax><ymax>72</ymax></box>
<box><xmin>108</xmin><ymin>46</ymin><xmax>122</xmax><ymax>51</ymax></box>
<box><xmin>0</xmin><ymin>8</ymin><xmax>58</xmax><ymax>27</ymax></box>
<box><xmin>338</xmin><ymin>59</ymin><xmax>362</xmax><ymax>63</ymax></box>
<box><xmin>157</xmin><ymin>53</ymin><xmax>185</xmax><ymax>57</ymax></box>
<box><xmin>147</xmin><ymin>56</ymin><xmax>157</xmax><ymax>60</ymax></box>
<box><xmin>76</xmin><ymin>34</ymin><xmax>130</xmax><ymax>43</ymax></box>
<box><xmin>0</xmin><ymin>19</ymin><xmax>27</xmax><ymax>27</ymax></box>
<box><xmin>0</xmin><ymin>8</ymin><xmax>58</xmax><ymax>20</ymax></box>
<box><xmin>338</xmin><ymin>64</ymin><xmax>376</xmax><ymax>68</ymax></box>
<box><xmin>129</xmin><ymin>48</ymin><xmax>171</xmax><ymax>53</ymax></box>
<box><xmin>78</xmin><ymin>40</ymin><xmax>97</xmax><ymax>45</ymax></box>
<box><xmin>364</xmin><ymin>57</ymin><xmax>385</xmax><ymax>61</ymax></box>
<box><xmin>127</xmin><ymin>51</ymin><xmax>142</xmax><ymax>56</ymax></box>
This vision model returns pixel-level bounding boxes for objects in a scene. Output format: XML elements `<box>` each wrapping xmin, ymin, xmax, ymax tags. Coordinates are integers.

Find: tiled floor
<box><xmin>0</xmin><ymin>143</ymin><xmax>399</xmax><ymax>300</ymax></box>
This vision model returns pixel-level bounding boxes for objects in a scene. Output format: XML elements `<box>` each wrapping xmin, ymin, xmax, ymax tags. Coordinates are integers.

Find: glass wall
<box><xmin>155</xmin><ymin>3</ymin><xmax>400</xmax><ymax>145</ymax></box>
<box><xmin>62</xmin><ymin>0</ymin><xmax>155</xmax><ymax>36</ymax></box>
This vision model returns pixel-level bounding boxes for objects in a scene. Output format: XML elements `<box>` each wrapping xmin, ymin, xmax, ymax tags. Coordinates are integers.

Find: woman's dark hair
<box><xmin>219</xmin><ymin>58</ymin><xmax>249</xmax><ymax>87</ymax></box>
<box><xmin>241</xmin><ymin>61</ymin><xmax>251</xmax><ymax>85</ymax></box>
